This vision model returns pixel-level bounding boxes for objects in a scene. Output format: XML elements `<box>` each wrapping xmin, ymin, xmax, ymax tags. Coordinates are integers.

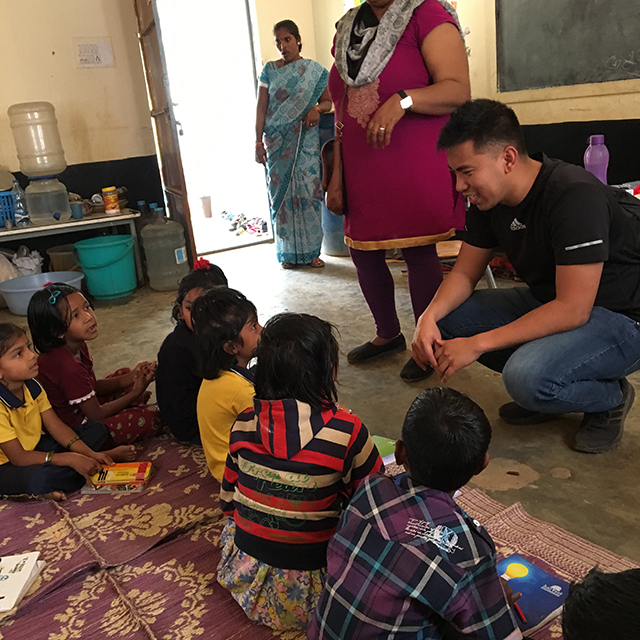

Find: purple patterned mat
<box><xmin>1</xmin><ymin>443</ymin><xmax>638</xmax><ymax>639</ymax></box>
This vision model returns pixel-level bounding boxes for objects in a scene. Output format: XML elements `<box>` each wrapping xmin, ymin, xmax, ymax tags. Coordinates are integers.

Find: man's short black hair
<box><xmin>401</xmin><ymin>388</ymin><xmax>491</xmax><ymax>492</ymax></box>
<box><xmin>563</xmin><ymin>567</ymin><xmax>640</xmax><ymax>640</ymax></box>
<box><xmin>437</xmin><ymin>99</ymin><xmax>528</xmax><ymax>156</ymax></box>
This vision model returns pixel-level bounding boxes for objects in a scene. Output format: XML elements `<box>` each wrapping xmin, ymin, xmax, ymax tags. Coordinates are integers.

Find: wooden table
<box><xmin>0</xmin><ymin>210</ymin><xmax>143</xmax><ymax>283</ymax></box>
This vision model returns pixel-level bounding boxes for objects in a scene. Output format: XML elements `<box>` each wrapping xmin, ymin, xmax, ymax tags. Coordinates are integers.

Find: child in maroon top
<box><xmin>27</xmin><ymin>284</ymin><xmax>161</xmax><ymax>444</ymax></box>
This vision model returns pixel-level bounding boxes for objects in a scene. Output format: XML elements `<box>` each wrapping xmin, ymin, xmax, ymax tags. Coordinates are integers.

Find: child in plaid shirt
<box><xmin>309</xmin><ymin>387</ymin><xmax>523</xmax><ymax>640</ymax></box>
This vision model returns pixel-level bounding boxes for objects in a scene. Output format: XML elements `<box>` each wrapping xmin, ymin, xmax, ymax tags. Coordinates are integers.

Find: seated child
<box><xmin>562</xmin><ymin>567</ymin><xmax>640</xmax><ymax>640</ymax></box>
<box><xmin>217</xmin><ymin>312</ymin><xmax>383</xmax><ymax>631</ymax></box>
<box><xmin>309</xmin><ymin>387</ymin><xmax>522</xmax><ymax>640</ymax></box>
<box><xmin>192</xmin><ymin>287</ymin><xmax>260</xmax><ymax>482</ymax></box>
<box><xmin>0</xmin><ymin>323</ymin><xmax>135</xmax><ymax>501</ymax></box>
<box><xmin>156</xmin><ymin>259</ymin><xmax>227</xmax><ymax>444</ymax></box>
<box><xmin>27</xmin><ymin>284</ymin><xmax>160</xmax><ymax>445</ymax></box>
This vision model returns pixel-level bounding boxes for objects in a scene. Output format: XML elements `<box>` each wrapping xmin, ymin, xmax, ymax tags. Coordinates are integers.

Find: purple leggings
<box><xmin>349</xmin><ymin>245</ymin><xmax>442</xmax><ymax>340</ymax></box>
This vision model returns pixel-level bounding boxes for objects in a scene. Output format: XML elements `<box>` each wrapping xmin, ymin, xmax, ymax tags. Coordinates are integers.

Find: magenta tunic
<box><xmin>328</xmin><ymin>0</ymin><xmax>464</xmax><ymax>250</ymax></box>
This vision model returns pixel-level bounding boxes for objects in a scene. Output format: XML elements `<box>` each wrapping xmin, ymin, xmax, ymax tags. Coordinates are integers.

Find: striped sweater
<box><xmin>220</xmin><ymin>398</ymin><xmax>383</xmax><ymax>570</ymax></box>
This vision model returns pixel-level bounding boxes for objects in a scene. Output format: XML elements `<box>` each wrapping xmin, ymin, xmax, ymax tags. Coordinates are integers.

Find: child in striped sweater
<box><xmin>217</xmin><ymin>312</ymin><xmax>383</xmax><ymax>631</ymax></box>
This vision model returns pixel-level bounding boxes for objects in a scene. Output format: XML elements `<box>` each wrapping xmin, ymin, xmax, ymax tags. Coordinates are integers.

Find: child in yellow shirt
<box><xmin>192</xmin><ymin>288</ymin><xmax>261</xmax><ymax>482</ymax></box>
<box><xmin>0</xmin><ymin>323</ymin><xmax>135</xmax><ymax>501</ymax></box>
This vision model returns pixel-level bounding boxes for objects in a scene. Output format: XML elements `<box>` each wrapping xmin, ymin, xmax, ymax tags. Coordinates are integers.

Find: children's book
<box><xmin>0</xmin><ymin>552</ymin><xmax>45</xmax><ymax>613</ymax></box>
<box><xmin>81</xmin><ymin>461</ymin><xmax>154</xmax><ymax>494</ymax></box>
<box><xmin>496</xmin><ymin>553</ymin><xmax>570</xmax><ymax>633</ymax></box>
<box><xmin>371</xmin><ymin>435</ymin><xmax>397</xmax><ymax>467</ymax></box>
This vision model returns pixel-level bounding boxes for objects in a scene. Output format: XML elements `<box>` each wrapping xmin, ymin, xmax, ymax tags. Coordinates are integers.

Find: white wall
<box><xmin>0</xmin><ymin>0</ymin><xmax>155</xmax><ymax>172</ymax></box>
<box><xmin>456</xmin><ymin>0</ymin><xmax>640</xmax><ymax>124</ymax></box>
<box><xmin>311</xmin><ymin>0</ymin><xmax>345</xmax><ymax>71</ymax></box>
<box><xmin>253</xmin><ymin>0</ymin><xmax>318</xmax><ymax>66</ymax></box>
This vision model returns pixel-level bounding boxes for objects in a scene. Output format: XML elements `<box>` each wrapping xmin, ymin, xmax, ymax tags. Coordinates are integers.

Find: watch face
<box><xmin>400</xmin><ymin>96</ymin><xmax>413</xmax><ymax>110</ymax></box>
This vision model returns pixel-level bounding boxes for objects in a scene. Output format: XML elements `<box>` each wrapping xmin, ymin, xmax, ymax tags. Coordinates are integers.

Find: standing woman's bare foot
<box><xmin>107</xmin><ymin>445</ymin><xmax>137</xmax><ymax>462</ymax></box>
<box><xmin>40</xmin><ymin>491</ymin><xmax>67</xmax><ymax>501</ymax></box>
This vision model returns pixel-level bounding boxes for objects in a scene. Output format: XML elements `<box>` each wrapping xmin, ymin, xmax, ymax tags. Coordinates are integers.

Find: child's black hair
<box><xmin>401</xmin><ymin>388</ymin><xmax>491</xmax><ymax>492</ymax></box>
<box><xmin>171</xmin><ymin>262</ymin><xmax>228</xmax><ymax>323</ymax></box>
<box><xmin>191</xmin><ymin>287</ymin><xmax>257</xmax><ymax>380</ymax></box>
<box><xmin>563</xmin><ymin>567</ymin><xmax>640</xmax><ymax>640</ymax></box>
<box><xmin>27</xmin><ymin>283</ymin><xmax>85</xmax><ymax>354</ymax></box>
<box><xmin>254</xmin><ymin>313</ymin><xmax>338</xmax><ymax>412</ymax></box>
<box><xmin>0</xmin><ymin>324</ymin><xmax>26</xmax><ymax>359</ymax></box>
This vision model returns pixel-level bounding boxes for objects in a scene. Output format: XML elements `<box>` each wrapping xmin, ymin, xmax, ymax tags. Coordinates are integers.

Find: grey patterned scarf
<box><xmin>334</xmin><ymin>0</ymin><xmax>463</xmax><ymax>87</ymax></box>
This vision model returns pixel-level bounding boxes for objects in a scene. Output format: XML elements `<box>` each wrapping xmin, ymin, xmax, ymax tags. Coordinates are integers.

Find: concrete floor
<box><xmin>5</xmin><ymin>242</ymin><xmax>639</xmax><ymax>562</ymax></box>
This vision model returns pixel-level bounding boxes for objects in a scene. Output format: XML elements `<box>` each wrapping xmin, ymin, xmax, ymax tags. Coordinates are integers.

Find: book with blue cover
<box><xmin>496</xmin><ymin>553</ymin><xmax>570</xmax><ymax>633</ymax></box>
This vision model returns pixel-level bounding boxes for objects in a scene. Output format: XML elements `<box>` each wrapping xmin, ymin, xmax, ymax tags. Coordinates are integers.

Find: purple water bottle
<box><xmin>584</xmin><ymin>134</ymin><xmax>609</xmax><ymax>184</ymax></box>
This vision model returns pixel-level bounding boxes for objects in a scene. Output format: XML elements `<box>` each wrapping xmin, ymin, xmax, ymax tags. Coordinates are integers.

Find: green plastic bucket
<box><xmin>73</xmin><ymin>236</ymin><xmax>136</xmax><ymax>300</ymax></box>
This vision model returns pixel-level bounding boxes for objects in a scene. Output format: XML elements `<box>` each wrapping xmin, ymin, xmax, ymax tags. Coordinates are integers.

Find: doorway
<box><xmin>155</xmin><ymin>0</ymin><xmax>272</xmax><ymax>255</ymax></box>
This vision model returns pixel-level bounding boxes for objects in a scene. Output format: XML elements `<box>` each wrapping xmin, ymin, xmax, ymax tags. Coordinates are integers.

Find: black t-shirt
<box><xmin>156</xmin><ymin>321</ymin><xmax>202</xmax><ymax>443</ymax></box>
<box><xmin>464</xmin><ymin>153</ymin><xmax>640</xmax><ymax>321</ymax></box>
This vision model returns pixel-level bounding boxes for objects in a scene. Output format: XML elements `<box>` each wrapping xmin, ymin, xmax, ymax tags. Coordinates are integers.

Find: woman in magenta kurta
<box><xmin>329</xmin><ymin>0</ymin><xmax>469</xmax><ymax>380</ymax></box>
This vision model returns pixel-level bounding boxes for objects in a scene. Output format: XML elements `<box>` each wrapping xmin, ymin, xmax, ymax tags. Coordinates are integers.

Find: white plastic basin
<box><xmin>0</xmin><ymin>271</ymin><xmax>84</xmax><ymax>316</ymax></box>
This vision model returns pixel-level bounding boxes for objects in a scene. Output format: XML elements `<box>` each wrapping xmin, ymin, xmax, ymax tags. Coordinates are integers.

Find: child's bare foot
<box><xmin>40</xmin><ymin>491</ymin><xmax>67</xmax><ymax>502</ymax></box>
<box><xmin>107</xmin><ymin>445</ymin><xmax>137</xmax><ymax>462</ymax></box>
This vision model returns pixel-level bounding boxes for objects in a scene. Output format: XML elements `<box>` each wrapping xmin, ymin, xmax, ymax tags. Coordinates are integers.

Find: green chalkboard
<box><xmin>496</xmin><ymin>0</ymin><xmax>640</xmax><ymax>92</ymax></box>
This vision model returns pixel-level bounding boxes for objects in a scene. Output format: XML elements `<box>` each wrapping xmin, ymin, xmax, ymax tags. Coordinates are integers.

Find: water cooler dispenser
<box><xmin>7</xmin><ymin>101</ymin><xmax>72</xmax><ymax>225</ymax></box>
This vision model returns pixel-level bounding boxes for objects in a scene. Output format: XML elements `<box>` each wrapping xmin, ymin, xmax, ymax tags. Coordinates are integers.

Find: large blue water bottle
<box><xmin>584</xmin><ymin>135</ymin><xmax>609</xmax><ymax>184</ymax></box>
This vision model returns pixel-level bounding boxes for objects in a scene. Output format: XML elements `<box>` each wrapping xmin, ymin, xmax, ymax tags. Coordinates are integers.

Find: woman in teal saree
<box><xmin>256</xmin><ymin>20</ymin><xmax>332</xmax><ymax>268</ymax></box>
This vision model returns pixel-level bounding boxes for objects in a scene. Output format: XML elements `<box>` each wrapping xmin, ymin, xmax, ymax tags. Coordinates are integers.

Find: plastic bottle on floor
<box><xmin>141</xmin><ymin>209</ymin><xmax>190</xmax><ymax>291</ymax></box>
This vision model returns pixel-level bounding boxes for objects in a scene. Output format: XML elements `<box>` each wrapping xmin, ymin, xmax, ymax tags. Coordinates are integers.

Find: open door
<box><xmin>133</xmin><ymin>0</ymin><xmax>197</xmax><ymax>262</ymax></box>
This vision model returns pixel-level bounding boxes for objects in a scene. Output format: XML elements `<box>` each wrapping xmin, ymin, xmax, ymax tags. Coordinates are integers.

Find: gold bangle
<box><xmin>45</xmin><ymin>451</ymin><xmax>54</xmax><ymax>464</ymax></box>
<box><xmin>312</xmin><ymin>105</ymin><xmax>320</xmax><ymax>112</ymax></box>
<box><xmin>255</xmin><ymin>141</ymin><xmax>265</xmax><ymax>147</ymax></box>
<box><xmin>66</xmin><ymin>435</ymin><xmax>81</xmax><ymax>450</ymax></box>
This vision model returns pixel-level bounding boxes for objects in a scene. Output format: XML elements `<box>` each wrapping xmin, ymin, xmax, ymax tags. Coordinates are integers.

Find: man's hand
<box><xmin>412</xmin><ymin>313</ymin><xmax>442</xmax><ymax>370</ymax></box>
<box><xmin>434</xmin><ymin>336</ymin><xmax>484</xmax><ymax>383</ymax></box>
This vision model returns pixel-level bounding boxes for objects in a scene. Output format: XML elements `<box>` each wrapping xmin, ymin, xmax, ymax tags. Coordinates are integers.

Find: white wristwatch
<box><xmin>398</xmin><ymin>90</ymin><xmax>413</xmax><ymax>111</ymax></box>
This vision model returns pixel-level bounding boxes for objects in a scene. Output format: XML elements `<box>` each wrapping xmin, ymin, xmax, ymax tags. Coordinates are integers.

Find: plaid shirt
<box><xmin>308</xmin><ymin>473</ymin><xmax>522</xmax><ymax>640</ymax></box>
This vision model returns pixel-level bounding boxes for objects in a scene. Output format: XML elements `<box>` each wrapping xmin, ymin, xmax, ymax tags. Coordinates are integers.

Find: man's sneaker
<box><xmin>400</xmin><ymin>357</ymin><xmax>434</xmax><ymax>381</ymax></box>
<box><xmin>573</xmin><ymin>378</ymin><xmax>636</xmax><ymax>453</ymax></box>
<box><xmin>498</xmin><ymin>402</ymin><xmax>560</xmax><ymax>425</ymax></box>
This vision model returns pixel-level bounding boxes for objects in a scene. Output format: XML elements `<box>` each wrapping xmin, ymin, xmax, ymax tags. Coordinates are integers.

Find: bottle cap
<box><xmin>102</xmin><ymin>186</ymin><xmax>116</xmax><ymax>192</ymax></box>
<box><xmin>589</xmin><ymin>135</ymin><xmax>605</xmax><ymax>145</ymax></box>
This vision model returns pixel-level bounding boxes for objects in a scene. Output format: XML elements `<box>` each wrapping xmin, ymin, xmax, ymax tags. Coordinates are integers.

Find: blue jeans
<box><xmin>438</xmin><ymin>288</ymin><xmax>640</xmax><ymax>414</ymax></box>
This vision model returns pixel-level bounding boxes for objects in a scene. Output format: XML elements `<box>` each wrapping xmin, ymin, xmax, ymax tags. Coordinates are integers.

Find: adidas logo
<box><xmin>510</xmin><ymin>218</ymin><xmax>526</xmax><ymax>231</ymax></box>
